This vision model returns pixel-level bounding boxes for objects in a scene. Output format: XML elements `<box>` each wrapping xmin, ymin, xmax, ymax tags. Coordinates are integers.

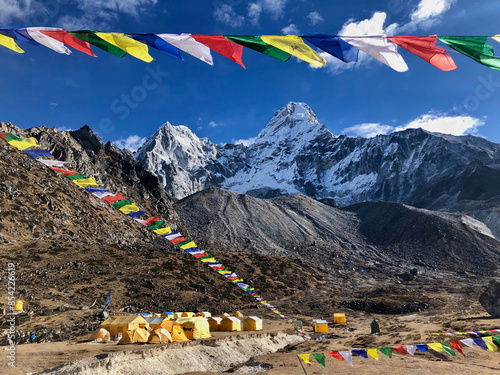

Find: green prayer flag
<box><xmin>493</xmin><ymin>335</ymin><xmax>500</xmax><ymax>345</ymax></box>
<box><xmin>4</xmin><ymin>132</ymin><xmax>21</xmax><ymax>141</ymax></box>
<box><xmin>66</xmin><ymin>173</ymin><xmax>86</xmax><ymax>180</ymax></box>
<box><xmin>225</xmin><ymin>35</ymin><xmax>291</xmax><ymax>62</ymax></box>
<box><xmin>311</xmin><ymin>353</ymin><xmax>325</xmax><ymax>368</ymax></box>
<box><xmin>175</xmin><ymin>238</ymin><xmax>192</xmax><ymax>247</ymax></box>
<box><xmin>147</xmin><ymin>219</ymin><xmax>165</xmax><ymax>230</ymax></box>
<box><xmin>111</xmin><ymin>199</ymin><xmax>131</xmax><ymax>209</ymax></box>
<box><xmin>378</xmin><ymin>346</ymin><xmax>392</xmax><ymax>358</ymax></box>
<box><xmin>69</xmin><ymin>30</ymin><xmax>127</xmax><ymax>58</ymax></box>
<box><xmin>438</xmin><ymin>36</ymin><xmax>500</xmax><ymax>70</ymax></box>
<box><xmin>440</xmin><ymin>342</ymin><xmax>456</xmax><ymax>356</ymax></box>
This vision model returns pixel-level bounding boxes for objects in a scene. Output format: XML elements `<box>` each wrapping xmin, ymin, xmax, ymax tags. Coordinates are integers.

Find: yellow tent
<box><xmin>148</xmin><ymin>328</ymin><xmax>173</xmax><ymax>344</ymax></box>
<box><xmin>89</xmin><ymin>328</ymin><xmax>111</xmax><ymax>342</ymax></box>
<box><xmin>201</xmin><ymin>311</ymin><xmax>211</xmax><ymax>318</ymax></box>
<box><xmin>243</xmin><ymin>316</ymin><xmax>263</xmax><ymax>331</ymax></box>
<box><xmin>221</xmin><ymin>313</ymin><xmax>230</xmax><ymax>317</ymax></box>
<box><xmin>313</xmin><ymin>319</ymin><xmax>328</xmax><ymax>334</ymax></box>
<box><xmin>333</xmin><ymin>313</ymin><xmax>346</xmax><ymax>324</ymax></box>
<box><xmin>176</xmin><ymin>317</ymin><xmax>211</xmax><ymax>339</ymax></box>
<box><xmin>220</xmin><ymin>317</ymin><xmax>242</xmax><ymax>332</ymax></box>
<box><xmin>181</xmin><ymin>312</ymin><xmax>194</xmax><ymax>318</ymax></box>
<box><xmin>100</xmin><ymin>315</ymin><xmax>149</xmax><ymax>338</ymax></box>
<box><xmin>234</xmin><ymin>311</ymin><xmax>244</xmax><ymax>317</ymax></box>
<box><xmin>208</xmin><ymin>317</ymin><xmax>222</xmax><ymax>332</ymax></box>
<box><xmin>153</xmin><ymin>319</ymin><xmax>190</xmax><ymax>342</ymax></box>
<box><xmin>118</xmin><ymin>328</ymin><xmax>150</xmax><ymax>344</ymax></box>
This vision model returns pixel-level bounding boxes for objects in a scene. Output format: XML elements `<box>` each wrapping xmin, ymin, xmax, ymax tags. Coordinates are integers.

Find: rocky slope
<box><xmin>174</xmin><ymin>188</ymin><xmax>500</xmax><ymax>276</ymax></box>
<box><xmin>136</xmin><ymin>102</ymin><xmax>500</xmax><ymax>211</ymax></box>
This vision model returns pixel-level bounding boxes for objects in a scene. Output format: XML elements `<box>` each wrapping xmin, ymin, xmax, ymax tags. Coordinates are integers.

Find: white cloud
<box><xmin>342</xmin><ymin>123</ymin><xmax>394</xmax><ymax>138</ymax></box>
<box><xmin>208</xmin><ymin>121</ymin><xmax>218</xmax><ymax>128</ymax></box>
<box><xmin>307</xmin><ymin>11</ymin><xmax>324</xmax><ymax>26</ymax></box>
<box><xmin>56</xmin><ymin>126</ymin><xmax>74</xmax><ymax>132</ymax></box>
<box><xmin>402</xmin><ymin>0</ymin><xmax>456</xmax><ymax>32</ymax></box>
<box><xmin>213</xmin><ymin>3</ymin><xmax>245</xmax><ymax>27</ymax></box>
<box><xmin>248</xmin><ymin>0</ymin><xmax>288</xmax><ymax>25</ymax></box>
<box><xmin>49</xmin><ymin>102</ymin><xmax>58</xmax><ymax>109</ymax></box>
<box><xmin>233</xmin><ymin>137</ymin><xmax>257</xmax><ymax>146</ymax></box>
<box><xmin>0</xmin><ymin>0</ymin><xmax>34</xmax><ymax>23</ymax></box>
<box><xmin>342</xmin><ymin>112</ymin><xmax>485</xmax><ymax>138</ymax></box>
<box><xmin>114</xmin><ymin>135</ymin><xmax>147</xmax><ymax>152</ymax></box>
<box><xmin>395</xmin><ymin>113</ymin><xmax>485</xmax><ymax>136</ymax></box>
<box><xmin>58</xmin><ymin>0</ymin><xmax>158</xmax><ymax>29</ymax></box>
<box><xmin>281</xmin><ymin>23</ymin><xmax>300</xmax><ymax>35</ymax></box>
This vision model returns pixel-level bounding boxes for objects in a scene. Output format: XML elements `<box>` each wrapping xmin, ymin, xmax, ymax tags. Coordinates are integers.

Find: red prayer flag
<box><xmin>388</xmin><ymin>35</ymin><xmax>457</xmax><ymax>71</ymax></box>
<box><xmin>144</xmin><ymin>216</ymin><xmax>161</xmax><ymax>226</ymax></box>
<box><xmin>193</xmin><ymin>252</ymin><xmax>208</xmax><ymax>258</ymax></box>
<box><xmin>0</xmin><ymin>131</ymin><xmax>7</xmax><ymax>139</ymax></box>
<box><xmin>392</xmin><ymin>345</ymin><xmax>408</xmax><ymax>355</ymax></box>
<box><xmin>191</xmin><ymin>35</ymin><xmax>245</xmax><ymax>68</ymax></box>
<box><xmin>450</xmin><ymin>341</ymin><xmax>466</xmax><ymax>357</ymax></box>
<box><xmin>171</xmin><ymin>237</ymin><xmax>186</xmax><ymax>244</ymax></box>
<box><xmin>50</xmin><ymin>167</ymin><xmax>76</xmax><ymax>176</ymax></box>
<box><xmin>39</xmin><ymin>30</ymin><xmax>97</xmax><ymax>57</ymax></box>
<box><xmin>102</xmin><ymin>193</ymin><xmax>125</xmax><ymax>204</ymax></box>
<box><xmin>326</xmin><ymin>352</ymin><xmax>344</xmax><ymax>361</ymax></box>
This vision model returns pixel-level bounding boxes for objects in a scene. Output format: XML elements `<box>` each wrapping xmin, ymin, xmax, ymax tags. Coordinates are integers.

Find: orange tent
<box><xmin>153</xmin><ymin>319</ymin><xmax>189</xmax><ymax>342</ymax></box>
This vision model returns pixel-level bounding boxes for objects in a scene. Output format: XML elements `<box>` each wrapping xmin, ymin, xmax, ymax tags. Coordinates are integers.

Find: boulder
<box><xmin>479</xmin><ymin>280</ymin><xmax>500</xmax><ymax>316</ymax></box>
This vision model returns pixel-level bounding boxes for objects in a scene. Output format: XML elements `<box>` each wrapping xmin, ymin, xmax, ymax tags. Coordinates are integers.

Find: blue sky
<box><xmin>1</xmin><ymin>0</ymin><xmax>500</xmax><ymax>150</ymax></box>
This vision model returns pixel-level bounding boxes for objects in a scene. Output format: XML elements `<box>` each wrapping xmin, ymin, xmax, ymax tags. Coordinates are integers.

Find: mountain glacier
<box><xmin>135</xmin><ymin>102</ymin><xmax>500</xmax><ymax>208</ymax></box>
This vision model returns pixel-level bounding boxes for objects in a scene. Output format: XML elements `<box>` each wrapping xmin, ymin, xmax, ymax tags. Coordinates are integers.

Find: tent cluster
<box><xmin>0</xmin><ymin>130</ymin><xmax>307</xmax><ymax>338</ymax></box>
<box><xmin>299</xmin><ymin>333</ymin><xmax>500</xmax><ymax>368</ymax></box>
<box><xmin>1</xmin><ymin>27</ymin><xmax>500</xmax><ymax>71</ymax></box>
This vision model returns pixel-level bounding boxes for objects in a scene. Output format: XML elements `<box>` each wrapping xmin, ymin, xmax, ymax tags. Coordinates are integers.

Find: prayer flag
<box><xmin>0</xmin><ymin>26</ymin><xmax>40</xmax><ymax>45</ymax></box>
<box><xmin>102</xmin><ymin>193</ymin><xmax>125</xmax><ymax>204</ymax></box>
<box><xmin>39</xmin><ymin>29</ymin><xmax>96</xmax><ymax>57</ymax></box>
<box><xmin>440</xmin><ymin>36</ymin><xmax>500</xmax><ymax>70</ymax></box>
<box><xmin>153</xmin><ymin>227</ymin><xmax>172</xmax><ymax>235</ymax></box>
<box><xmin>0</xmin><ymin>33</ymin><xmax>24</xmax><ymax>53</ymax></box>
<box><xmin>175</xmin><ymin>238</ymin><xmax>193</xmax><ymax>247</ymax></box>
<box><xmin>38</xmin><ymin>159</ymin><xmax>66</xmax><ymax>167</ymax></box>
<box><xmin>406</xmin><ymin>345</ymin><xmax>417</xmax><ymax>356</ymax></box>
<box><xmin>144</xmin><ymin>216</ymin><xmax>161</xmax><ymax>226</ymax></box>
<box><xmin>73</xmin><ymin>177</ymin><xmax>98</xmax><ymax>187</ymax></box>
<box><xmin>428</xmin><ymin>343</ymin><xmax>444</xmax><ymax>352</ymax></box>
<box><xmin>298</xmin><ymin>354</ymin><xmax>311</xmax><ymax>364</ymax></box>
<box><xmin>165</xmin><ymin>232</ymin><xmax>182</xmax><ymax>241</ymax></box>
<box><xmin>171</xmin><ymin>237</ymin><xmax>186</xmax><ymax>244</ymax></box>
<box><xmin>440</xmin><ymin>342</ymin><xmax>456</xmax><ymax>356</ymax></box>
<box><xmin>339</xmin><ymin>351</ymin><xmax>353</xmax><ymax>366</ymax></box>
<box><xmin>8</xmin><ymin>137</ymin><xmax>39</xmax><ymax>150</ymax></box>
<box><xmin>128</xmin><ymin>210</ymin><xmax>147</xmax><ymax>218</ymax></box>
<box><xmin>156</xmin><ymin>33</ymin><xmax>213</xmax><ymax>65</ymax></box>
<box><xmin>450</xmin><ymin>341</ymin><xmax>466</xmax><ymax>357</ymax></box>
<box><xmin>66</xmin><ymin>173</ymin><xmax>87</xmax><ymax>180</ymax></box>
<box><xmin>180</xmin><ymin>241</ymin><xmax>197</xmax><ymax>249</ymax></box>
<box><xmin>260</xmin><ymin>35</ymin><xmax>326</xmax><ymax>67</ymax></box>
<box><xmin>367</xmin><ymin>349</ymin><xmax>378</xmax><ymax>360</ymax></box>
<box><xmin>50</xmin><ymin>167</ymin><xmax>76</xmax><ymax>175</ymax></box>
<box><xmin>95</xmin><ymin>32</ymin><xmax>153</xmax><ymax>62</ymax></box>
<box><xmin>482</xmin><ymin>336</ymin><xmax>498</xmax><ymax>351</ymax></box>
<box><xmin>225</xmin><ymin>35</ymin><xmax>291</xmax><ymax>61</ymax></box>
<box><xmin>473</xmin><ymin>337</ymin><xmax>488</xmax><ymax>350</ymax></box>
<box><xmin>341</xmin><ymin>35</ymin><xmax>408</xmax><ymax>72</ymax></box>
<box><xmin>191</xmin><ymin>35</ymin><xmax>245</xmax><ymax>68</ymax></box>
<box><xmin>301</xmin><ymin>34</ymin><xmax>358</xmax><ymax>62</ymax></box>
<box><xmin>460</xmin><ymin>338</ymin><xmax>475</xmax><ymax>348</ymax></box>
<box><xmin>388</xmin><ymin>35</ymin><xmax>457</xmax><ymax>71</ymax></box>
<box><xmin>311</xmin><ymin>353</ymin><xmax>325</xmax><ymax>368</ymax></box>
<box><xmin>70</xmin><ymin>30</ymin><xmax>127</xmax><ymax>57</ymax></box>
<box><xmin>392</xmin><ymin>345</ymin><xmax>407</xmax><ymax>355</ymax></box>
<box><xmin>111</xmin><ymin>199</ymin><xmax>132</xmax><ymax>209</ymax></box>
<box><xmin>119</xmin><ymin>204</ymin><xmax>140</xmax><ymax>214</ymax></box>
<box><xmin>127</xmin><ymin>33</ymin><xmax>182</xmax><ymax>60</ymax></box>
<box><xmin>24</xmin><ymin>27</ymin><xmax>72</xmax><ymax>54</ymax></box>
<box><xmin>352</xmin><ymin>349</ymin><xmax>368</xmax><ymax>358</ymax></box>
<box><xmin>148</xmin><ymin>219</ymin><xmax>165</xmax><ymax>230</ymax></box>
<box><xmin>378</xmin><ymin>346</ymin><xmax>392</xmax><ymax>358</ymax></box>
<box><xmin>24</xmin><ymin>149</ymin><xmax>53</xmax><ymax>158</ymax></box>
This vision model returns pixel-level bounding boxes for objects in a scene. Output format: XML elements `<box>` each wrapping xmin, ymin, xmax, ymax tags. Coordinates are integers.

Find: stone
<box><xmin>479</xmin><ymin>280</ymin><xmax>500</xmax><ymax>316</ymax></box>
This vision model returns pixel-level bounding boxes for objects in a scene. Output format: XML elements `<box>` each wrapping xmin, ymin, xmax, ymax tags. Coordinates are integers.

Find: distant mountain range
<box><xmin>135</xmin><ymin>102</ymin><xmax>500</xmax><ymax>238</ymax></box>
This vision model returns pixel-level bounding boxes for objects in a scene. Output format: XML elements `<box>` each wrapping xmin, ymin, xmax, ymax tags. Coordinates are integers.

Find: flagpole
<box><xmin>297</xmin><ymin>355</ymin><xmax>308</xmax><ymax>375</ymax></box>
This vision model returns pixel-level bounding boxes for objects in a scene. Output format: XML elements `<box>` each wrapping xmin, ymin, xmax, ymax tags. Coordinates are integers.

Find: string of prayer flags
<box><xmin>260</xmin><ymin>35</ymin><xmax>326</xmax><ymax>67</ymax></box>
<box><xmin>340</xmin><ymin>35</ymin><xmax>408</xmax><ymax>72</ymax></box>
<box><xmin>431</xmin><ymin>328</ymin><xmax>500</xmax><ymax>336</ymax></box>
<box><xmin>439</xmin><ymin>36</ymin><xmax>500</xmax><ymax>70</ymax></box>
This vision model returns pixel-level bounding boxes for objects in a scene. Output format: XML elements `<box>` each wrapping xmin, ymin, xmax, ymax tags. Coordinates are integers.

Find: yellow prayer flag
<box><xmin>180</xmin><ymin>241</ymin><xmax>197</xmax><ymax>249</ymax></box>
<box><xmin>218</xmin><ymin>270</ymin><xmax>231</xmax><ymax>274</ymax></box>
<box><xmin>95</xmin><ymin>32</ymin><xmax>153</xmax><ymax>62</ymax></box>
<box><xmin>0</xmin><ymin>34</ymin><xmax>24</xmax><ymax>53</ymax></box>
<box><xmin>119</xmin><ymin>204</ymin><xmax>140</xmax><ymax>214</ymax></box>
<box><xmin>8</xmin><ymin>137</ymin><xmax>39</xmax><ymax>150</ymax></box>
<box><xmin>367</xmin><ymin>349</ymin><xmax>378</xmax><ymax>360</ymax></box>
<box><xmin>493</xmin><ymin>35</ymin><xmax>500</xmax><ymax>45</ymax></box>
<box><xmin>483</xmin><ymin>337</ymin><xmax>498</xmax><ymax>351</ymax></box>
<box><xmin>73</xmin><ymin>177</ymin><xmax>98</xmax><ymax>188</ymax></box>
<box><xmin>154</xmin><ymin>227</ymin><xmax>172</xmax><ymax>235</ymax></box>
<box><xmin>260</xmin><ymin>35</ymin><xmax>326</xmax><ymax>67</ymax></box>
<box><xmin>428</xmin><ymin>343</ymin><xmax>444</xmax><ymax>352</ymax></box>
<box><xmin>200</xmin><ymin>257</ymin><xmax>216</xmax><ymax>263</ymax></box>
<box><xmin>298</xmin><ymin>354</ymin><xmax>311</xmax><ymax>364</ymax></box>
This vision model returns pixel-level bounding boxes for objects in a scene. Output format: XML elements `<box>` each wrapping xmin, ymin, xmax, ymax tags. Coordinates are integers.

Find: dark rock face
<box><xmin>479</xmin><ymin>280</ymin><xmax>500</xmax><ymax>316</ymax></box>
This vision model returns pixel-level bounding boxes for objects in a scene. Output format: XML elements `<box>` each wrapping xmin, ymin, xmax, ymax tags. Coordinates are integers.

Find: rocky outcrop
<box><xmin>479</xmin><ymin>279</ymin><xmax>500</xmax><ymax>316</ymax></box>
